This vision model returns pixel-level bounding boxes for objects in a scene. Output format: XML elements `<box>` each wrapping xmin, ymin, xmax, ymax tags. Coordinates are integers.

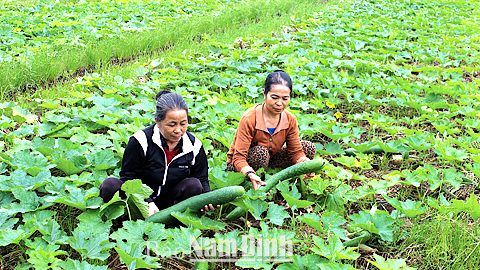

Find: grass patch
<box><xmin>399</xmin><ymin>212</ymin><xmax>480</xmax><ymax>269</ymax></box>
<box><xmin>1</xmin><ymin>0</ymin><xmax>479</xmax><ymax>268</ymax></box>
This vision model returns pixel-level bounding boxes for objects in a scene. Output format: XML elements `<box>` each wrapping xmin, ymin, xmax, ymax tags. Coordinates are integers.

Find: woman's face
<box><xmin>156</xmin><ymin>109</ymin><xmax>188</xmax><ymax>146</ymax></box>
<box><xmin>264</xmin><ymin>84</ymin><xmax>291</xmax><ymax>115</ymax></box>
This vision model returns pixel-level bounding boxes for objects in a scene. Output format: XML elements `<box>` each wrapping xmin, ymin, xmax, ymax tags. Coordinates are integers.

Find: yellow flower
<box><xmin>354</xmin><ymin>159</ymin><xmax>361</xmax><ymax>168</ymax></box>
<box><xmin>13</xmin><ymin>28</ymin><xmax>22</xmax><ymax>32</ymax></box>
<box><xmin>326</xmin><ymin>101</ymin><xmax>335</xmax><ymax>108</ymax></box>
<box><xmin>477</xmin><ymin>113</ymin><xmax>480</xmax><ymax>119</ymax></box>
<box><xmin>25</xmin><ymin>115</ymin><xmax>38</xmax><ymax>124</ymax></box>
<box><xmin>334</xmin><ymin>111</ymin><xmax>343</xmax><ymax>119</ymax></box>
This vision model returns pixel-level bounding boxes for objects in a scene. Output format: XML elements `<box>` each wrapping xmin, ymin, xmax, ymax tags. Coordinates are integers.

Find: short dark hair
<box><xmin>264</xmin><ymin>70</ymin><xmax>293</xmax><ymax>95</ymax></box>
<box><xmin>154</xmin><ymin>90</ymin><xmax>189</xmax><ymax>122</ymax></box>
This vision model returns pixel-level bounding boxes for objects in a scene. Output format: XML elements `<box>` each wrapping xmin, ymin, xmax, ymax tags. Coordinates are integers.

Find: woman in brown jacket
<box><xmin>226</xmin><ymin>70</ymin><xmax>316</xmax><ymax>190</ymax></box>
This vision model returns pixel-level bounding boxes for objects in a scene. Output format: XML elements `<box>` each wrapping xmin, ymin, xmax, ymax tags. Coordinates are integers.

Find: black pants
<box><xmin>99</xmin><ymin>177</ymin><xmax>204</xmax><ymax>210</ymax></box>
<box><xmin>226</xmin><ymin>140</ymin><xmax>317</xmax><ymax>172</ymax></box>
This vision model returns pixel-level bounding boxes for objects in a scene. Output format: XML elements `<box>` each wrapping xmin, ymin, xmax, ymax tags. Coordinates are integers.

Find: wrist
<box><xmin>296</xmin><ymin>156</ymin><xmax>309</xmax><ymax>164</ymax></box>
<box><xmin>246</xmin><ymin>171</ymin><xmax>255</xmax><ymax>180</ymax></box>
<box><xmin>240</xmin><ymin>166</ymin><xmax>255</xmax><ymax>175</ymax></box>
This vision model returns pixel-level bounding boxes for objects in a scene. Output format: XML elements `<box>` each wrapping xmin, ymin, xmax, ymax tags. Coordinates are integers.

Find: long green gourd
<box><xmin>342</xmin><ymin>231</ymin><xmax>371</xmax><ymax>247</ymax></box>
<box><xmin>226</xmin><ymin>159</ymin><xmax>325</xmax><ymax>221</ymax></box>
<box><xmin>146</xmin><ymin>186</ymin><xmax>245</xmax><ymax>224</ymax></box>
<box><xmin>344</xmin><ymin>146</ymin><xmax>384</xmax><ymax>156</ymax></box>
<box><xmin>344</xmin><ymin>145</ymin><xmax>409</xmax><ymax>160</ymax></box>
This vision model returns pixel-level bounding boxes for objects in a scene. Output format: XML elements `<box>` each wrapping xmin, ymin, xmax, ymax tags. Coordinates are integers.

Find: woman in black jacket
<box><xmin>99</xmin><ymin>90</ymin><xmax>217</xmax><ymax>217</ymax></box>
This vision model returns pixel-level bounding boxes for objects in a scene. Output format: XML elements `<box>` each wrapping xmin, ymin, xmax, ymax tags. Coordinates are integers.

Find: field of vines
<box><xmin>0</xmin><ymin>0</ymin><xmax>248</xmax><ymax>62</ymax></box>
<box><xmin>1</xmin><ymin>0</ymin><xmax>480</xmax><ymax>269</ymax></box>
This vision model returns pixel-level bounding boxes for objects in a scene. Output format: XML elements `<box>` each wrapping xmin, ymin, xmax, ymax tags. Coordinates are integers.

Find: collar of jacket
<box><xmin>159</xmin><ymin>132</ymin><xmax>183</xmax><ymax>151</ymax></box>
<box><xmin>255</xmin><ymin>103</ymin><xmax>289</xmax><ymax>135</ymax></box>
<box><xmin>152</xmin><ymin>124</ymin><xmax>195</xmax><ymax>154</ymax></box>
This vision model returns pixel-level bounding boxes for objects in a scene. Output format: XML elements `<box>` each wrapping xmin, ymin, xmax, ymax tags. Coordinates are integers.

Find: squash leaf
<box><xmin>122</xmin><ymin>179</ymin><xmax>153</xmax><ymax>220</ymax></box>
<box><xmin>171</xmin><ymin>209</ymin><xmax>226</xmax><ymax>230</ymax></box>
<box><xmin>311</xmin><ymin>235</ymin><xmax>360</xmax><ymax>262</ymax></box>
<box><xmin>368</xmin><ymin>254</ymin><xmax>415</xmax><ymax>270</ymax></box>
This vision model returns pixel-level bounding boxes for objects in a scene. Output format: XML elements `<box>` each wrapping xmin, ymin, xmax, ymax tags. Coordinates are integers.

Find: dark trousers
<box><xmin>99</xmin><ymin>177</ymin><xmax>204</xmax><ymax>210</ymax></box>
<box><xmin>227</xmin><ymin>140</ymin><xmax>317</xmax><ymax>172</ymax></box>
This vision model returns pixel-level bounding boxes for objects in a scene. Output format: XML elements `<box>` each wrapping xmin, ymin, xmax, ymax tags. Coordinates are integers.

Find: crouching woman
<box><xmin>99</xmin><ymin>90</ymin><xmax>217</xmax><ymax>217</ymax></box>
<box><xmin>226</xmin><ymin>70</ymin><xmax>316</xmax><ymax>190</ymax></box>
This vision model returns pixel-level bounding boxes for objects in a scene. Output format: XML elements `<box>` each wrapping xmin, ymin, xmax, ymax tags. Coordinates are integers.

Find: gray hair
<box><xmin>155</xmin><ymin>90</ymin><xmax>189</xmax><ymax>122</ymax></box>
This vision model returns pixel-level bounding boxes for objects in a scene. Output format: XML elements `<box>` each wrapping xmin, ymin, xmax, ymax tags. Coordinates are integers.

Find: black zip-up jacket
<box><xmin>119</xmin><ymin>124</ymin><xmax>211</xmax><ymax>202</ymax></box>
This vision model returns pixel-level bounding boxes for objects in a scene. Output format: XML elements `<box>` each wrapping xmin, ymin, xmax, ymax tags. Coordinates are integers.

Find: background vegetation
<box><xmin>1</xmin><ymin>0</ymin><xmax>479</xmax><ymax>269</ymax></box>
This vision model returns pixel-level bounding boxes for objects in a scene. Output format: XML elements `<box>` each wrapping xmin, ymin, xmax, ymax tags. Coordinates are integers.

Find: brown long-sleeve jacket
<box><xmin>227</xmin><ymin>103</ymin><xmax>306</xmax><ymax>174</ymax></box>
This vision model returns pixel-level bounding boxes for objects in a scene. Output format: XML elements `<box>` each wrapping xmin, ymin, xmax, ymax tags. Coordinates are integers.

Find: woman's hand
<box><xmin>201</xmin><ymin>204</ymin><xmax>221</xmax><ymax>212</ymax></box>
<box><xmin>148</xmin><ymin>202</ymin><xmax>160</xmax><ymax>217</ymax></box>
<box><xmin>298</xmin><ymin>157</ymin><xmax>315</xmax><ymax>180</ymax></box>
<box><xmin>249</xmin><ymin>173</ymin><xmax>266</xmax><ymax>190</ymax></box>
<box><xmin>303</xmin><ymin>172</ymin><xmax>315</xmax><ymax>180</ymax></box>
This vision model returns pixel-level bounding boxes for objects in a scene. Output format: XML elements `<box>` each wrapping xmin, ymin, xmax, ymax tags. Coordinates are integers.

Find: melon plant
<box><xmin>146</xmin><ymin>186</ymin><xmax>245</xmax><ymax>224</ymax></box>
<box><xmin>226</xmin><ymin>159</ymin><xmax>325</xmax><ymax>221</ymax></box>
